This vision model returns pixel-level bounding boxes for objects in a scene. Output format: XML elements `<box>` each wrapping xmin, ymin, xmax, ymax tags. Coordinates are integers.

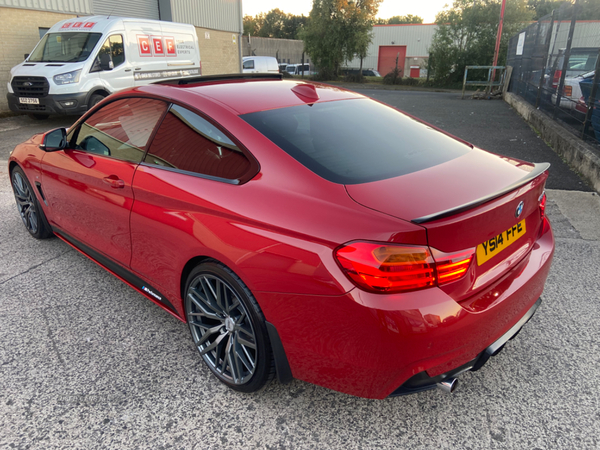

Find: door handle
<box><xmin>103</xmin><ymin>175</ymin><xmax>125</xmax><ymax>189</ymax></box>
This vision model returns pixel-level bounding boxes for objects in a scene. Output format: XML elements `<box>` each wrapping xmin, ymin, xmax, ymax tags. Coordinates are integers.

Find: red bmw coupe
<box><xmin>9</xmin><ymin>74</ymin><xmax>554</xmax><ymax>399</ymax></box>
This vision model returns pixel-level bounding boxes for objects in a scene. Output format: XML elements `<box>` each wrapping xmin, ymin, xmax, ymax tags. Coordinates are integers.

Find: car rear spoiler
<box><xmin>411</xmin><ymin>162</ymin><xmax>550</xmax><ymax>224</ymax></box>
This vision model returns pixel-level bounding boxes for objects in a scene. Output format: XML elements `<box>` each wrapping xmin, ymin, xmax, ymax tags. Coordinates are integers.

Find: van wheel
<box><xmin>27</xmin><ymin>113</ymin><xmax>49</xmax><ymax>120</ymax></box>
<box><xmin>88</xmin><ymin>94</ymin><xmax>106</xmax><ymax>110</ymax></box>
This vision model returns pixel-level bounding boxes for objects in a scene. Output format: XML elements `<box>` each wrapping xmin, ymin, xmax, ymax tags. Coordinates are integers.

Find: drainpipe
<box><xmin>238</xmin><ymin>0</ymin><xmax>243</xmax><ymax>73</ymax></box>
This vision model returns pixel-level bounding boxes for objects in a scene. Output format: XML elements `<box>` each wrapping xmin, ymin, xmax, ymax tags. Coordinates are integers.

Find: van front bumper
<box><xmin>7</xmin><ymin>92</ymin><xmax>89</xmax><ymax>116</ymax></box>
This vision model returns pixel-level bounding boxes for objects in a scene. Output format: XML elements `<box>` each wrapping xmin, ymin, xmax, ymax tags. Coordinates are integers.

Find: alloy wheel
<box><xmin>187</xmin><ymin>274</ymin><xmax>258</xmax><ymax>385</ymax></box>
<box><xmin>12</xmin><ymin>171</ymin><xmax>39</xmax><ymax>234</ymax></box>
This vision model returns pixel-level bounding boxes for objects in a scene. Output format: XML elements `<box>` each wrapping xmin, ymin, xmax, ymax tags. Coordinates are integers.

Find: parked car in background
<box><xmin>342</xmin><ymin>68</ymin><xmax>381</xmax><ymax>77</ymax></box>
<box><xmin>7</xmin><ymin>15</ymin><xmax>200</xmax><ymax>120</ymax></box>
<box><xmin>548</xmin><ymin>47</ymin><xmax>598</xmax><ymax>90</ymax></box>
<box><xmin>551</xmin><ymin>70</ymin><xmax>594</xmax><ymax>117</ymax></box>
<box><xmin>285</xmin><ymin>64</ymin><xmax>313</xmax><ymax>75</ymax></box>
<box><xmin>9</xmin><ymin>74</ymin><xmax>554</xmax><ymax>399</ymax></box>
<box><xmin>242</xmin><ymin>56</ymin><xmax>279</xmax><ymax>74</ymax></box>
<box><xmin>278</xmin><ymin>63</ymin><xmax>288</xmax><ymax>73</ymax></box>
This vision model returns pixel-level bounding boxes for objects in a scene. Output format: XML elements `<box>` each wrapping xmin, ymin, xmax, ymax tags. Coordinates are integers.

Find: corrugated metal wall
<box><xmin>170</xmin><ymin>0</ymin><xmax>241</xmax><ymax>33</ymax></box>
<box><xmin>0</xmin><ymin>0</ymin><xmax>91</xmax><ymax>14</ymax></box>
<box><xmin>347</xmin><ymin>24</ymin><xmax>437</xmax><ymax>69</ymax></box>
<box><xmin>90</xmin><ymin>0</ymin><xmax>159</xmax><ymax>20</ymax></box>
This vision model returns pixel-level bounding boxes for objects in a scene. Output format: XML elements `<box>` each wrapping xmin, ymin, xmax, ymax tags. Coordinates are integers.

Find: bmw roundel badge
<box><xmin>515</xmin><ymin>201</ymin><xmax>524</xmax><ymax>218</ymax></box>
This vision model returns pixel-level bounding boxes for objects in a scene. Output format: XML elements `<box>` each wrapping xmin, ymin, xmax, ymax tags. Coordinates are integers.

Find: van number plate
<box><xmin>476</xmin><ymin>220</ymin><xmax>526</xmax><ymax>266</ymax></box>
<box><xmin>19</xmin><ymin>97</ymin><xmax>39</xmax><ymax>104</ymax></box>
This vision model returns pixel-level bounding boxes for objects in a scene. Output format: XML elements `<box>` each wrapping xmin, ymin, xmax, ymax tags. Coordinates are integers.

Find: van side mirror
<box><xmin>39</xmin><ymin>128</ymin><xmax>67</xmax><ymax>151</ymax></box>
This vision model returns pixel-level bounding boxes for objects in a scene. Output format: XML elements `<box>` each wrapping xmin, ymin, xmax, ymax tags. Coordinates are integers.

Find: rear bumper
<box><xmin>7</xmin><ymin>91</ymin><xmax>89</xmax><ymax>116</ymax></box>
<box><xmin>258</xmin><ymin>222</ymin><xmax>554</xmax><ymax>399</ymax></box>
<box><xmin>390</xmin><ymin>297</ymin><xmax>541</xmax><ymax>396</ymax></box>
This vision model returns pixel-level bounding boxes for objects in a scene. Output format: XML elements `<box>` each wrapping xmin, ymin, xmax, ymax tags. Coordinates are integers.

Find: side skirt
<box><xmin>52</xmin><ymin>227</ymin><xmax>183</xmax><ymax>321</ymax></box>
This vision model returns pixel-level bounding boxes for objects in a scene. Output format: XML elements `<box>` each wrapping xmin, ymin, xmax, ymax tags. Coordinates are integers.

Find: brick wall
<box><xmin>195</xmin><ymin>27</ymin><xmax>241</xmax><ymax>75</ymax></box>
<box><xmin>0</xmin><ymin>8</ymin><xmax>77</xmax><ymax>113</ymax></box>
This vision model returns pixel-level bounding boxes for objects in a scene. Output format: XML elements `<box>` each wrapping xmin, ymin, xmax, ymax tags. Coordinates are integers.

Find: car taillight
<box><xmin>576</xmin><ymin>96</ymin><xmax>588</xmax><ymax>113</ymax></box>
<box><xmin>334</xmin><ymin>242</ymin><xmax>474</xmax><ymax>294</ymax></box>
<box><xmin>433</xmin><ymin>249</ymin><xmax>474</xmax><ymax>285</ymax></box>
<box><xmin>539</xmin><ymin>191</ymin><xmax>551</xmax><ymax>236</ymax></box>
<box><xmin>539</xmin><ymin>191</ymin><xmax>547</xmax><ymax>220</ymax></box>
<box><xmin>335</xmin><ymin>242</ymin><xmax>435</xmax><ymax>293</ymax></box>
<box><xmin>564</xmin><ymin>85</ymin><xmax>572</xmax><ymax>97</ymax></box>
<box><xmin>552</xmin><ymin>70</ymin><xmax>562</xmax><ymax>88</ymax></box>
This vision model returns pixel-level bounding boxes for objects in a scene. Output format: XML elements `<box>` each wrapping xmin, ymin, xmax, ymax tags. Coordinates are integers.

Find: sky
<box><xmin>242</xmin><ymin>0</ymin><xmax>451</xmax><ymax>24</ymax></box>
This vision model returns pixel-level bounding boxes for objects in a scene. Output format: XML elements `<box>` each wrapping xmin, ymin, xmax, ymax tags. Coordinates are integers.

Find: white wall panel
<box><xmin>170</xmin><ymin>0</ymin><xmax>241</xmax><ymax>33</ymax></box>
<box><xmin>0</xmin><ymin>0</ymin><xmax>91</xmax><ymax>13</ymax></box>
<box><xmin>90</xmin><ymin>0</ymin><xmax>159</xmax><ymax>20</ymax></box>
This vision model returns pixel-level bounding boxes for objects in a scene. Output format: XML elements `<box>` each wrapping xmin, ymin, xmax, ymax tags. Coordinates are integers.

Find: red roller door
<box><xmin>378</xmin><ymin>46</ymin><xmax>406</xmax><ymax>77</ymax></box>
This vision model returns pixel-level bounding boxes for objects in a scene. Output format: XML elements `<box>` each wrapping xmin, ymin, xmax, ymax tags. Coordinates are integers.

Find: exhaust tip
<box><xmin>437</xmin><ymin>377</ymin><xmax>458</xmax><ymax>394</ymax></box>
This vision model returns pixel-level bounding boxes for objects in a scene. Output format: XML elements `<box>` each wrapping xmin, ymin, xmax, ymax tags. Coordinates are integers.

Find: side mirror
<box><xmin>39</xmin><ymin>128</ymin><xmax>67</xmax><ymax>151</ymax></box>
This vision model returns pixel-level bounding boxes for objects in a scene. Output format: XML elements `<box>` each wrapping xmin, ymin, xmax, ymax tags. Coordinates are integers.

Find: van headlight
<box><xmin>54</xmin><ymin>69</ymin><xmax>82</xmax><ymax>85</ymax></box>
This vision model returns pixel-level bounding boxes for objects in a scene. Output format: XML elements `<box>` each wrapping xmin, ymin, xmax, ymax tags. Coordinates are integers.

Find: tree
<box><xmin>429</xmin><ymin>0</ymin><xmax>533</xmax><ymax>84</ymax></box>
<box><xmin>243</xmin><ymin>10</ymin><xmax>308</xmax><ymax>39</ymax></box>
<box><xmin>302</xmin><ymin>0</ymin><xmax>382</xmax><ymax>79</ymax></box>
<box><xmin>376</xmin><ymin>14</ymin><xmax>424</xmax><ymax>24</ymax></box>
<box><xmin>527</xmin><ymin>0</ymin><xmax>564</xmax><ymax>19</ymax></box>
<box><xmin>528</xmin><ymin>0</ymin><xmax>600</xmax><ymax>21</ymax></box>
<box><xmin>243</xmin><ymin>13</ymin><xmax>265</xmax><ymax>36</ymax></box>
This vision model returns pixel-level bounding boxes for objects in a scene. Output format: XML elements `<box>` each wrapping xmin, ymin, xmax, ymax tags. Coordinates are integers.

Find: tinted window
<box><xmin>243</xmin><ymin>60</ymin><xmax>254</xmax><ymax>69</ymax></box>
<box><xmin>145</xmin><ymin>104</ymin><xmax>251</xmax><ymax>180</ymax></box>
<box><xmin>74</xmin><ymin>98</ymin><xmax>167</xmax><ymax>162</ymax></box>
<box><xmin>241</xmin><ymin>98</ymin><xmax>472</xmax><ymax>184</ymax></box>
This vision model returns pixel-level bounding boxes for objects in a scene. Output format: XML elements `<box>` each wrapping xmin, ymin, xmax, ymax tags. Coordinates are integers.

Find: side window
<box><xmin>243</xmin><ymin>60</ymin><xmax>254</xmax><ymax>70</ymax></box>
<box><xmin>74</xmin><ymin>98</ymin><xmax>167</xmax><ymax>162</ymax></box>
<box><xmin>144</xmin><ymin>104</ymin><xmax>251</xmax><ymax>180</ymax></box>
<box><xmin>93</xmin><ymin>34</ymin><xmax>125</xmax><ymax>71</ymax></box>
<box><xmin>109</xmin><ymin>35</ymin><xmax>125</xmax><ymax>67</ymax></box>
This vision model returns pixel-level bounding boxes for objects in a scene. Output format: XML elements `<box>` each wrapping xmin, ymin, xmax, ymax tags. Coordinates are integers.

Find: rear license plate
<box><xmin>477</xmin><ymin>220</ymin><xmax>526</xmax><ymax>266</ymax></box>
<box><xmin>19</xmin><ymin>97</ymin><xmax>39</xmax><ymax>104</ymax></box>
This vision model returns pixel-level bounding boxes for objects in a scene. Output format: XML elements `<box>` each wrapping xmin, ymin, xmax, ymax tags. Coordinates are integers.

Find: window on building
<box><xmin>38</xmin><ymin>28</ymin><xmax>50</xmax><ymax>39</ymax></box>
<box><xmin>145</xmin><ymin>104</ymin><xmax>251</xmax><ymax>181</ymax></box>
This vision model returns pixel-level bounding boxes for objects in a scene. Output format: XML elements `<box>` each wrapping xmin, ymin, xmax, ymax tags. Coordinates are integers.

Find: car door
<box><xmin>41</xmin><ymin>97</ymin><xmax>168</xmax><ymax>266</ymax></box>
<box><xmin>129</xmin><ymin>103</ymin><xmax>255</xmax><ymax>299</ymax></box>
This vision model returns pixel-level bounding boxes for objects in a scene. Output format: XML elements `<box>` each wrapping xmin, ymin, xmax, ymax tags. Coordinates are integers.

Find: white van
<box><xmin>242</xmin><ymin>56</ymin><xmax>279</xmax><ymax>74</ymax></box>
<box><xmin>286</xmin><ymin>64</ymin><xmax>312</xmax><ymax>75</ymax></box>
<box><xmin>7</xmin><ymin>16</ymin><xmax>201</xmax><ymax>119</ymax></box>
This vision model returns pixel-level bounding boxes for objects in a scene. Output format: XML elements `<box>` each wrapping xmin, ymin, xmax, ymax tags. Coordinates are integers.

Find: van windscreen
<box><xmin>29</xmin><ymin>32</ymin><xmax>102</xmax><ymax>63</ymax></box>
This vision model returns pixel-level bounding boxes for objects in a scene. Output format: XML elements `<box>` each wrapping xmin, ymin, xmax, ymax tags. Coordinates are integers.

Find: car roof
<box><xmin>139</xmin><ymin>77</ymin><xmax>366</xmax><ymax>115</ymax></box>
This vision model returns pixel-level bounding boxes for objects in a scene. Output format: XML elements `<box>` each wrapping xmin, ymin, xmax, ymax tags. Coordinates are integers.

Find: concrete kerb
<box><xmin>504</xmin><ymin>92</ymin><xmax>600</xmax><ymax>193</ymax></box>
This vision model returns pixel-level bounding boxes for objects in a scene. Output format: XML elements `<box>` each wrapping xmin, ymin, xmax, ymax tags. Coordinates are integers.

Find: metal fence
<box><xmin>507</xmin><ymin>3</ymin><xmax>600</xmax><ymax>142</ymax></box>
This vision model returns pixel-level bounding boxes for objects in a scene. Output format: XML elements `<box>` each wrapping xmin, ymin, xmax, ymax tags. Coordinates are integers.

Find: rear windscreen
<box><xmin>241</xmin><ymin>98</ymin><xmax>472</xmax><ymax>184</ymax></box>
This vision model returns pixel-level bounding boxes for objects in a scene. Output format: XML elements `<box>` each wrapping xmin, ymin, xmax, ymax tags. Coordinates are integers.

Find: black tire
<box><xmin>27</xmin><ymin>113</ymin><xmax>49</xmax><ymax>120</ymax></box>
<box><xmin>88</xmin><ymin>93</ymin><xmax>106</xmax><ymax>110</ymax></box>
<box><xmin>10</xmin><ymin>166</ymin><xmax>53</xmax><ymax>239</ymax></box>
<box><xmin>184</xmin><ymin>261</ymin><xmax>274</xmax><ymax>392</ymax></box>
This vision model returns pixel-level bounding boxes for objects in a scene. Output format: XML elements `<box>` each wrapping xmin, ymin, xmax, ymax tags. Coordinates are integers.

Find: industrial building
<box><xmin>0</xmin><ymin>0</ymin><xmax>243</xmax><ymax>112</ymax></box>
<box><xmin>347</xmin><ymin>24</ymin><xmax>437</xmax><ymax>78</ymax></box>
